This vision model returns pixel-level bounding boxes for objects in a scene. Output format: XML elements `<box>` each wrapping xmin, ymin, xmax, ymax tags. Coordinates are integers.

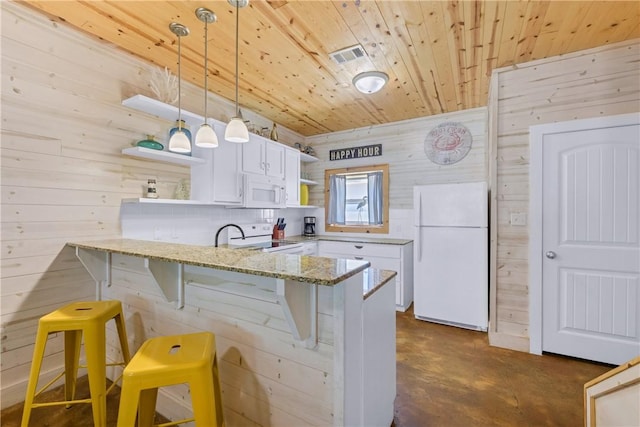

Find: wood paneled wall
<box><xmin>104</xmin><ymin>255</ymin><xmax>340</xmax><ymax>426</ymax></box>
<box><xmin>304</xmin><ymin>107</ymin><xmax>488</xmax><ymax>209</ymax></box>
<box><xmin>0</xmin><ymin>1</ymin><xmax>302</xmax><ymax>408</ymax></box>
<box><xmin>488</xmin><ymin>39</ymin><xmax>640</xmax><ymax>351</ymax></box>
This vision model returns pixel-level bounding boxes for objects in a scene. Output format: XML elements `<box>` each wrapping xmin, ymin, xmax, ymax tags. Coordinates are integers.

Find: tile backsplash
<box><xmin>121</xmin><ymin>203</ymin><xmax>414</xmax><ymax>246</ymax></box>
<box><xmin>120</xmin><ymin>203</ymin><xmax>308</xmax><ymax>245</ymax></box>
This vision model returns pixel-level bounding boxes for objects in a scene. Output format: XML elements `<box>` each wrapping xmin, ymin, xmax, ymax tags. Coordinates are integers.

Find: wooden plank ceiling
<box><xmin>21</xmin><ymin>1</ymin><xmax>640</xmax><ymax>136</ymax></box>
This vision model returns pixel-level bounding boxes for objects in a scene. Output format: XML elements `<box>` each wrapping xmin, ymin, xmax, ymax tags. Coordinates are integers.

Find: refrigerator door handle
<box><xmin>416</xmin><ymin>192</ymin><xmax>422</xmax><ymax>261</ymax></box>
<box><xmin>415</xmin><ymin>192</ymin><xmax>422</xmax><ymax>227</ymax></box>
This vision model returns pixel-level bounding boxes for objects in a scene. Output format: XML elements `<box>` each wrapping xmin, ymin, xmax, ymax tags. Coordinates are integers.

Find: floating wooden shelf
<box><xmin>122</xmin><ymin>94</ymin><xmax>223</xmax><ymax>128</ymax></box>
<box><xmin>122</xmin><ymin>147</ymin><xmax>205</xmax><ymax>166</ymax></box>
<box><xmin>122</xmin><ymin>198</ymin><xmax>211</xmax><ymax>205</ymax></box>
<box><xmin>300</xmin><ymin>152</ymin><xmax>319</xmax><ymax>163</ymax></box>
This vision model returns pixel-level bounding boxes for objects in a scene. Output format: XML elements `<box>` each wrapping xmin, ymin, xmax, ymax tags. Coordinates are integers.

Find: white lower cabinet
<box><xmin>362</xmin><ymin>277</ymin><xmax>396</xmax><ymax>426</ymax></box>
<box><xmin>318</xmin><ymin>240</ymin><xmax>413</xmax><ymax>311</ymax></box>
<box><xmin>300</xmin><ymin>241</ymin><xmax>317</xmax><ymax>255</ymax></box>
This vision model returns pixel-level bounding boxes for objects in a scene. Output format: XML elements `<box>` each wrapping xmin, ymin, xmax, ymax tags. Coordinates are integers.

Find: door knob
<box><xmin>545</xmin><ymin>251</ymin><xmax>556</xmax><ymax>259</ymax></box>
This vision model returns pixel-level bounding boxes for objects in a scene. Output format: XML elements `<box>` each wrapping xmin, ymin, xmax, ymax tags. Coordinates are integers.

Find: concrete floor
<box><xmin>393</xmin><ymin>307</ymin><xmax>612</xmax><ymax>426</ymax></box>
<box><xmin>2</xmin><ymin>307</ymin><xmax>611</xmax><ymax>426</ymax></box>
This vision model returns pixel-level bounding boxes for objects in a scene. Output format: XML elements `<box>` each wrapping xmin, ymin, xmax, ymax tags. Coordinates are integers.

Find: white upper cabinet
<box><xmin>242</xmin><ymin>136</ymin><xmax>285</xmax><ymax>180</ymax></box>
<box><xmin>265</xmin><ymin>142</ymin><xmax>285</xmax><ymax>179</ymax></box>
<box><xmin>190</xmin><ymin>130</ymin><xmax>243</xmax><ymax>205</ymax></box>
<box><xmin>285</xmin><ymin>147</ymin><xmax>300</xmax><ymax>207</ymax></box>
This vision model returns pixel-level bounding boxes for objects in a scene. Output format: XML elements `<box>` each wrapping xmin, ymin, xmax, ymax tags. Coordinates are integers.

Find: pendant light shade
<box><xmin>195</xmin><ymin>7</ymin><xmax>219</xmax><ymax>148</ymax></box>
<box><xmin>225</xmin><ymin>117</ymin><xmax>250</xmax><ymax>143</ymax></box>
<box><xmin>195</xmin><ymin>122</ymin><xmax>218</xmax><ymax>147</ymax></box>
<box><xmin>168</xmin><ymin>22</ymin><xmax>191</xmax><ymax>153</ymax></box>
<box><xmin>169</xmin><ymin>130</ymin><xmax>192</xmax><ymax>153</ymax></box>
<box><xmin>225</xmin><ymin>0</ymin><xmax>249</xmax><ymax>144</ymax></box>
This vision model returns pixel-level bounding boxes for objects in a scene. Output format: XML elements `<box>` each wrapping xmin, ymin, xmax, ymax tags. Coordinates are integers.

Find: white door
<box><xmin>540</xmin><ymin>121</ymin><xmax>640</xmax><ymax>365</ymax></box>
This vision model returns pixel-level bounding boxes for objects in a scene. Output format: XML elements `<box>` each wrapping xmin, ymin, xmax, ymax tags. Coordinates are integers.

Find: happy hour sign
<box><xmin>329</xmin><ymin>144</ymin><xmax>382</xmax><ymax>161</ymax></box>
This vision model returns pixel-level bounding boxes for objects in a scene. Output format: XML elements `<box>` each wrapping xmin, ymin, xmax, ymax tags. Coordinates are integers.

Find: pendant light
<box><xmin>224</xmin><ymin>0</ymin><xmax>250</xmax><ymax>143</ymax></box>
<box><xmin>168</xmin><ymin>22</ymin><xmax>191</xmax><ymax>153</ymax></box>
<box><xmin>195</xmin><ymin>8</ymin><xmax>219</xmax><ymax>148</ymax></box>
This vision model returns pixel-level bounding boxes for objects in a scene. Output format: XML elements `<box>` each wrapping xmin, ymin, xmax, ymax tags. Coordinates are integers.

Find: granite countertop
<box><xmin>286</xmin><ymin>235</ymin><xmax>413</xmax><ymax>245</ymax></box>
<box><xmin>362</xmin><ymin>268</ymin><xmax>397</xmax><ymax>300</ymax></box>
<box><xmin>67</xmin><ymin>239</ymin><xmax>369</xmax><ymax>286</ymax></box>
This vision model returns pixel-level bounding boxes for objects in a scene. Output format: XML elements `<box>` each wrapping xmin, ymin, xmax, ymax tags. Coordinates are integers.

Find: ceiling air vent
<box><xmin>329</xmin><ymin>44</ymin><xmax>367</xmax><ymax>64</ymax></box>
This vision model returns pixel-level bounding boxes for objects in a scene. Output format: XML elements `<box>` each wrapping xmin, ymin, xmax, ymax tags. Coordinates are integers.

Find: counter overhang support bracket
<box><xmin>276</xmin><ymin>279</ymin><xmax>318</xmax><ymax>348</ymax></box>
<box><xmin>144</xmin><ymin>259</ymin><xmax>185</xmax><ymax>309</ymax></box>
<box><xmin>75</xmin><ymin>248</ymin><xmax>111</xmax><ymax>300</ymax></box>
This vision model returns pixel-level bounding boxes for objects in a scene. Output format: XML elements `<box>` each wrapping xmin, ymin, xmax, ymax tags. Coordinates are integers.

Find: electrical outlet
<box><xmin>510</xmin><ymin>212</ymin><xmax>527</xmax><ymax>226</ymax></box>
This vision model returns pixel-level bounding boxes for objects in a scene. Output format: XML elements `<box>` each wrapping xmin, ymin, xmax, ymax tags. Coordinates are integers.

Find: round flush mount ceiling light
<box><xmin>352</xmin><ymin>71</ymin><xmax>389</xmax><ymax>94</ymax></box>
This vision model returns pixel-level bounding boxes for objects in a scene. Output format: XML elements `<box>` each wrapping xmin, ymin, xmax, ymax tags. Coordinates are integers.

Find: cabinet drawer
<box><xmin>300</xmin><ymin>242</ymin><xmax>317</xmax><ymax>255</ymax></box>
<box><xmin>319</xmin><ymin>241</ymin><xmax>401</xmax><ymax>259</ymax></box>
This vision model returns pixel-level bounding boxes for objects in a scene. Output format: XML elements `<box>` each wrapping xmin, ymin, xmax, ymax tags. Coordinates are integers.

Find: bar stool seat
<box><xmin>21</xmin><ymin>300</ymin><xmax>131</xmax><ymax>427</ymax></box>
<box><xmin>117</xmin><ymin>331</ymin><xmax>224</xmax><ymax>427</ymax></box>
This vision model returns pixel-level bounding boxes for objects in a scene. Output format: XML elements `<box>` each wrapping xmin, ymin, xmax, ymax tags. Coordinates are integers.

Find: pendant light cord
<box><xmin>203</xmin><ymin>20</ymin><xmax>208</xmax><ymax>121</ymax></box>
<box><xmin>177</xmin><ymin>33</ymin><xmax>182</xmax><ymax>130</ymax></box>
<box><xmin>235</xmin><ymin>1</ymin><xmax>240</xmax><ymax>117</ymax></box>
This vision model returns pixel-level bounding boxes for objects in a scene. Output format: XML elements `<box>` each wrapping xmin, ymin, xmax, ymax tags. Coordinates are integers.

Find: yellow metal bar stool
<box><xmin>117</xmin><ymin>331</ymin><xmax>224</xmax><ymax>427</ymax></box>
<box><xmin>21</xmin><ymin>300</ymin><xmax>131</xmax><ymax>427</ymax></box>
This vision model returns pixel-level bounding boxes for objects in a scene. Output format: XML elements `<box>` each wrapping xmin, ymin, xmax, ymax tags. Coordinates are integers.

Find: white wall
<box><xmin>303</xmin><ymin>107</ymin><xmax>488</xmax><ymax>240</ymax></box>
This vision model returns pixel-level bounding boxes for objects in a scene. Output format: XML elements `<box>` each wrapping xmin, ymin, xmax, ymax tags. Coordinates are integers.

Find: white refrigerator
<box><xmin>413</xmin><ymin>182</ymin><xmax>488</xmax><ymax>331</ymax></box>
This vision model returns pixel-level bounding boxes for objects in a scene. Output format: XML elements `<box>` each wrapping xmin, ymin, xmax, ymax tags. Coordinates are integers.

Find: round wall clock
<box><xmin>424</xmin><ymin>122</ymin><xmax>472</xmax><ymax>165</ymax></box>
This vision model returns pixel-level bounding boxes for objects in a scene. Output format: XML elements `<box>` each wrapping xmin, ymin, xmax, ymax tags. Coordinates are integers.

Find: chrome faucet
<box><xmin>214</xmin><ymin>224</ymin><xmax>245</xmax><ymax>247</ymax></box>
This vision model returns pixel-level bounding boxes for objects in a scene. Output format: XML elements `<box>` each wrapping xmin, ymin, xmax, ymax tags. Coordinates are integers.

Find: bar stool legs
<box><xmin>21</xmin><ymin>300</ymin><xmax>130</xmax><ymax>427</ymax></box>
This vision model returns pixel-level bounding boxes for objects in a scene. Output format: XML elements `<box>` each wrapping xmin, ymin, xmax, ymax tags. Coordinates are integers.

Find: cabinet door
<box><xmin>242</xmin><ymin>138</ymin><xmax>265</xmax><ymax>175</ymax></box>
<box><xmin>285</xmin><ymin>148</ymin><xmax>300</xmax><ymax>206</ymax></box>
<box><xmin>212</xmin><ymin>140</ymin><xmax>243</xmax><ymax>204</ymax></box>
<box><xmin>265</xmin><ymin>141</ymin><xmax>285</xmax><ymax>179</ymax></box>
<box><xmin>190</xmin><ymin>132</ymin><xmax>242</xmax><ymax>205</ymax></box>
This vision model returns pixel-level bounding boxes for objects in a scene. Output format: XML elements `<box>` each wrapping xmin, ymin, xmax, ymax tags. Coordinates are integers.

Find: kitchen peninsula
<box><xmin>66</xmin><ymin>239</ymin><xmax>397</xmax><ymax>427</ymax></box>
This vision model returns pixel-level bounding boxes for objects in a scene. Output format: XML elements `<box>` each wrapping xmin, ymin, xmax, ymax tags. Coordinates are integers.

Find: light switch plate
<box><xmin>510</xmin><ymin>212</ymin><xmax>527</xmax><ymax>226</ymax></box>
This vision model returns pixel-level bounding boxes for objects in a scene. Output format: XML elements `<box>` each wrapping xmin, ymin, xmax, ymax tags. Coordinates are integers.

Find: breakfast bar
<box><xmin>66</xmin><ymin>239</ymin><xmax>397</xmax><ymax>427</ymax></box>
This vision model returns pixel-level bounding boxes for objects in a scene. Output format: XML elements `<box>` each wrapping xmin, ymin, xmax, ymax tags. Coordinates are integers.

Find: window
<box><xmin>324</xmin><ymin>164</ymin><xmax>389</xmax><ymax>234</ymax></box>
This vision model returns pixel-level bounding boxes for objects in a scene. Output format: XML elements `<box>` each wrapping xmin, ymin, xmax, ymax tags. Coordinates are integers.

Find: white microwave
<box><xmin>243</xmin><ymin>174</ymin><xmax>286</xmax><ymax>209</ymax></box>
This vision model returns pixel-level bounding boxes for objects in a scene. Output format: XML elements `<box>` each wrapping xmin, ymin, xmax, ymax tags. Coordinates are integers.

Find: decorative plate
<box><xmin>424</xmin><ymin>122</ymin><xmax>472</xmax><ymax>165</ymax></box>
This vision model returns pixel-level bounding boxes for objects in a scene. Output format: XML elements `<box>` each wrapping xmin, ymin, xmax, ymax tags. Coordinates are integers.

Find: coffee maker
<box><xmin>303</xmin><ymin>216</ymin><xmax>316</xmax><ymax>237</ymax></box>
